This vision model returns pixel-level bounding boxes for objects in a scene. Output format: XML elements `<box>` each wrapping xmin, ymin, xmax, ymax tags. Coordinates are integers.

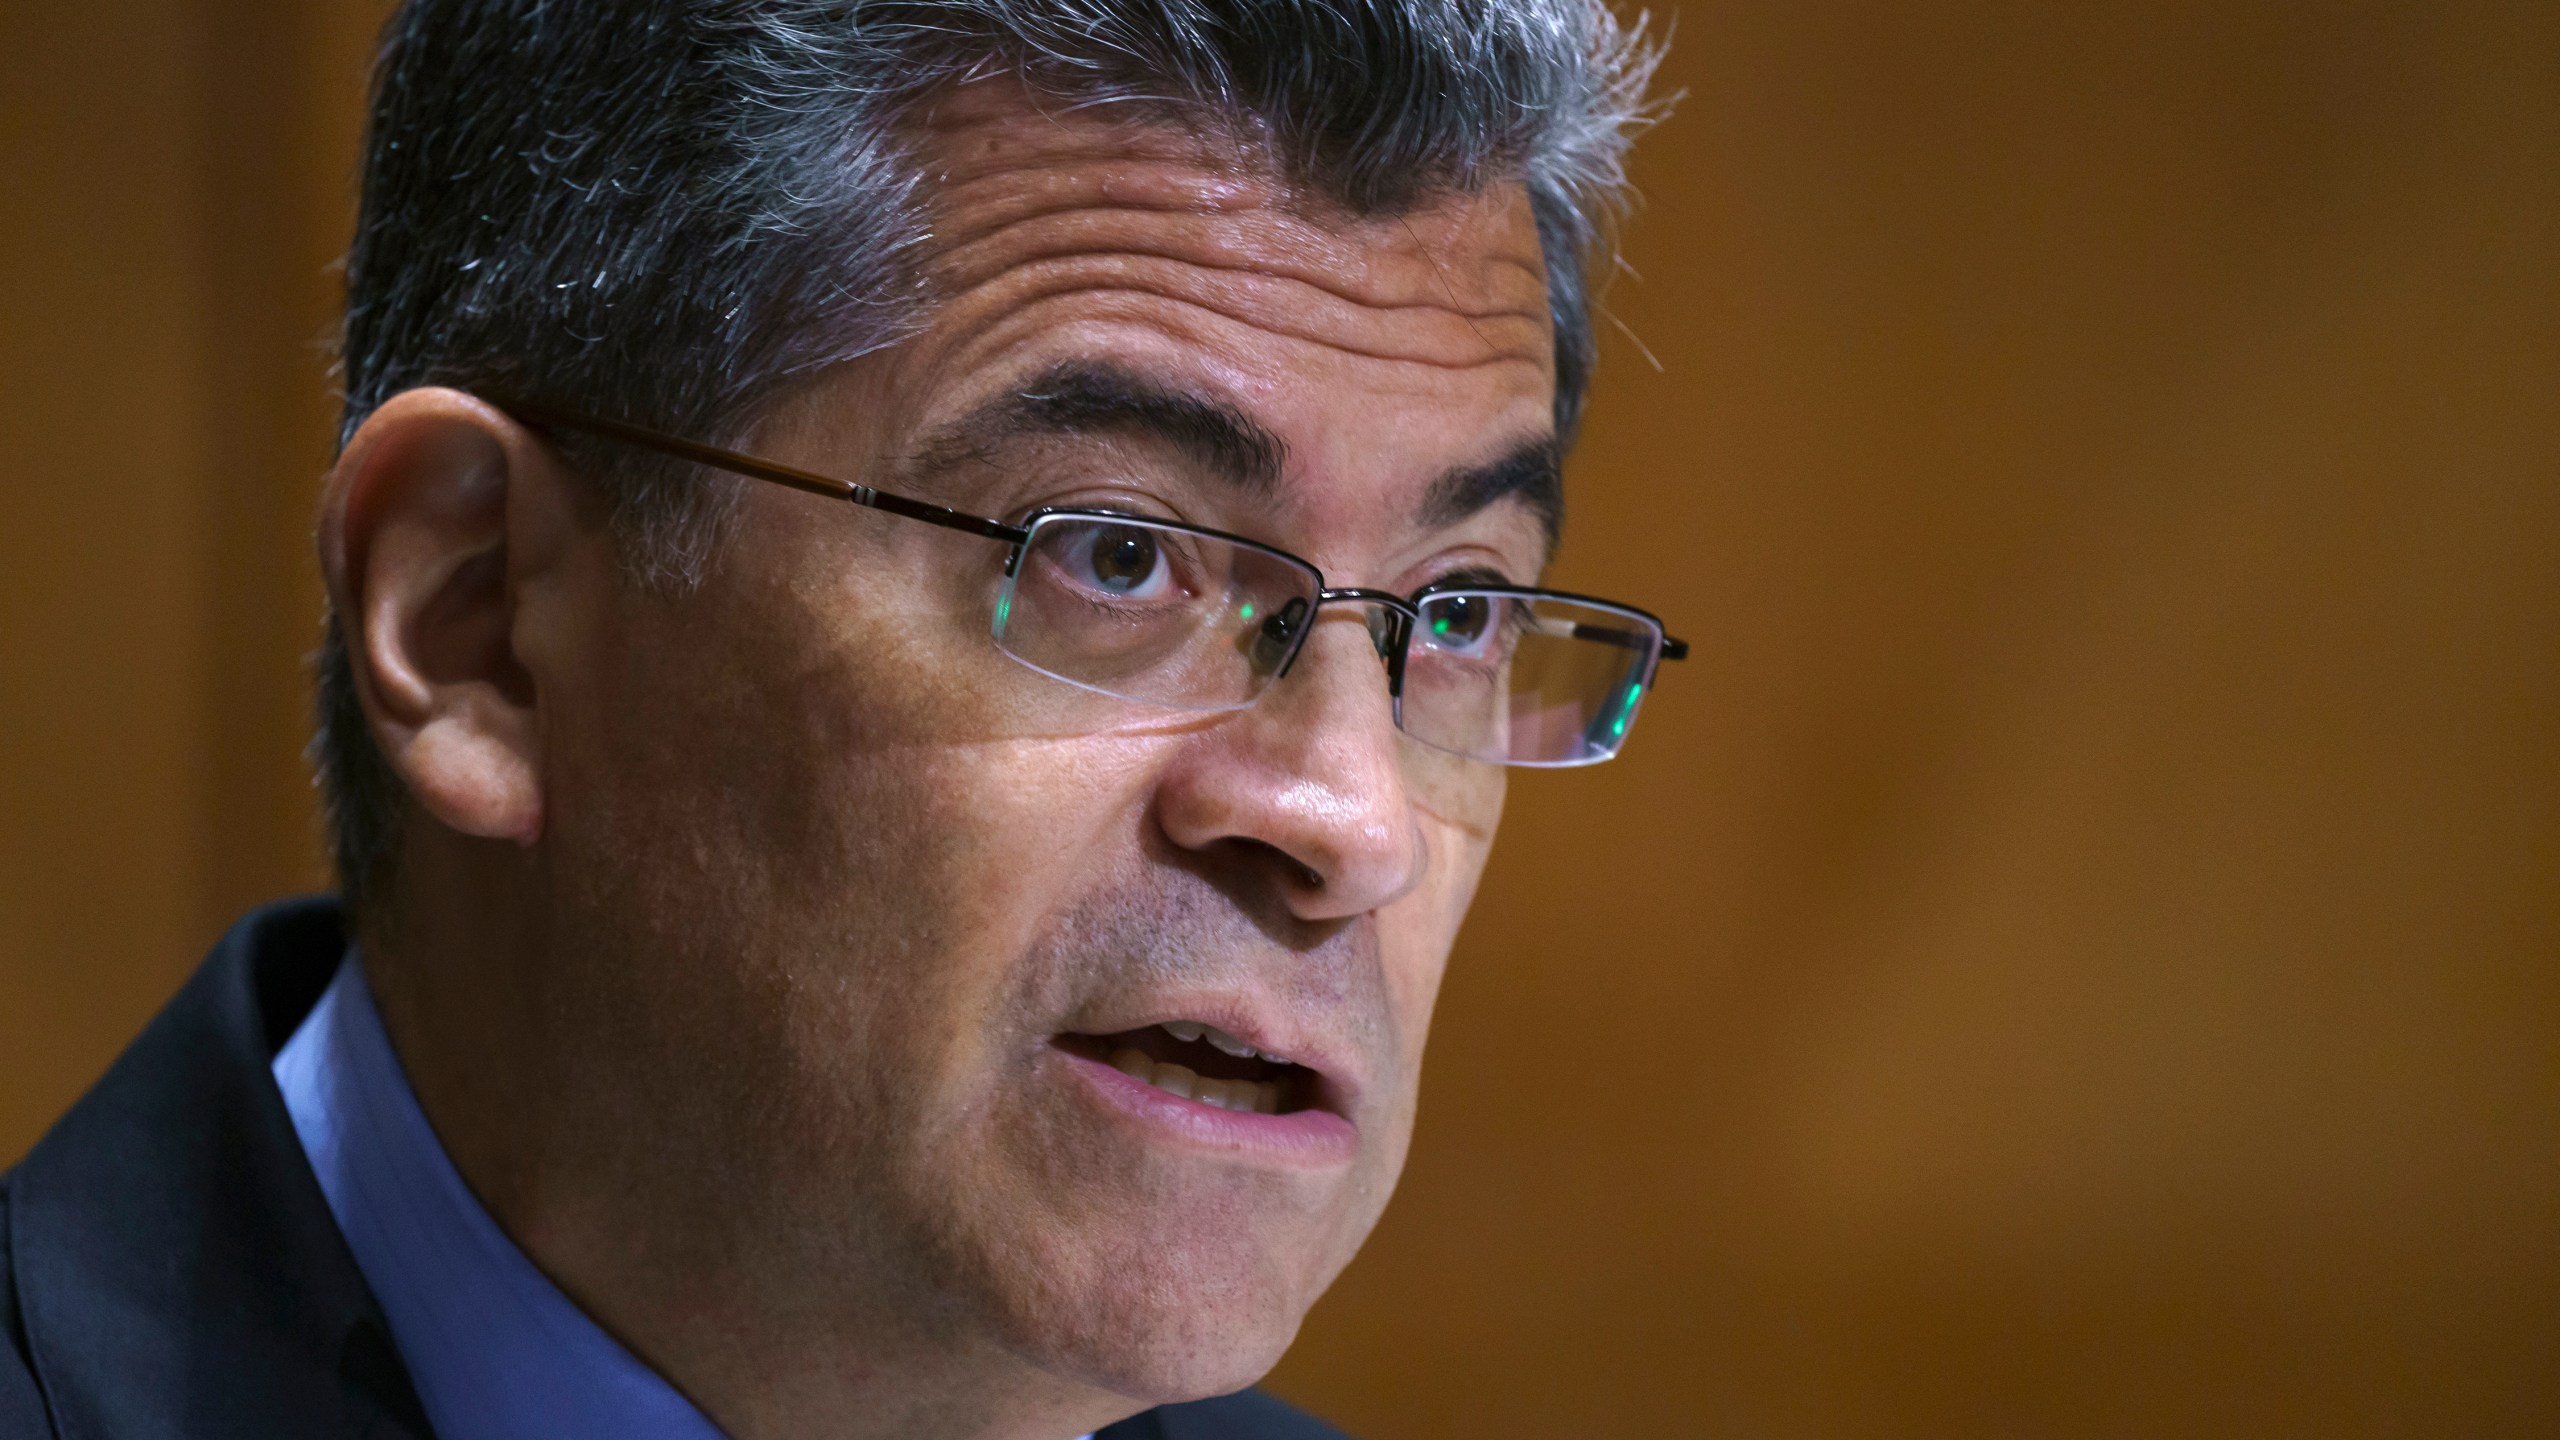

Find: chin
<box><xmin>967</xmin><ymin>1213</ymin><xmax>1332</xmax><ymax>1406</ymax></box>
<box><xmin>1027</xmin><ymin>1289</ymin><xmax>1305</xmax><ymax>1407</ymax></box>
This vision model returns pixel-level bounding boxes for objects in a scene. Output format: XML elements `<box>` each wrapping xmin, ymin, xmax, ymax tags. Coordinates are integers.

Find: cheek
<box><xmin>762</xmin><ymin>727</ymin><xmax>1164</xmax><ymax>1037</ymax></box>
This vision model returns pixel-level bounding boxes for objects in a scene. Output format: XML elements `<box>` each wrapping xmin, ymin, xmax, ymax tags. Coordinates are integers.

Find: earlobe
<box><xmin>319</xmin><ymin>388</ymin><xmax>565</xmax><ymax>847</ymax></box>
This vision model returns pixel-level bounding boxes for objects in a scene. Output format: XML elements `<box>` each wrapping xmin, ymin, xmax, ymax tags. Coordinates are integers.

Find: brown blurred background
<box><xmin>4</xmin><ymin>2</ymin><xmax>2555</xmax><ymax>1435</ymax></box>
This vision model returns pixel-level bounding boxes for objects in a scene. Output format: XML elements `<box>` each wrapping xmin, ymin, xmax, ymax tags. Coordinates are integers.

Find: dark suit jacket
<box><xmin>0</xmin><ymin>899</ymin><xmax>1347</xmax><ymax>1440</ymax></box>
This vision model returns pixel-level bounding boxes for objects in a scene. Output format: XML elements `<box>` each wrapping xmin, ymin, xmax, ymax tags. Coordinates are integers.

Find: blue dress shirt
<box><xmin>273</xmin><ymin>955</ymin><xmax>730</xmax><ymax>1440</ymax></box>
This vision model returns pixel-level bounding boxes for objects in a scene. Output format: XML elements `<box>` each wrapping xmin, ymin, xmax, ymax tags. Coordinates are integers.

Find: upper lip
<box><xmin>1061</xmin><ymin>994</ymin><xmax>1365</xmax><ymax>1115</ymax></box>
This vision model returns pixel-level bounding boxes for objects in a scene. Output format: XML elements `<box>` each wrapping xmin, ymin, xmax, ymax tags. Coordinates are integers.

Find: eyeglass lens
<box><xmin>992</xmin><ymin>514</ymin><xmax>1659</xmax><ymax>766</ymax></box>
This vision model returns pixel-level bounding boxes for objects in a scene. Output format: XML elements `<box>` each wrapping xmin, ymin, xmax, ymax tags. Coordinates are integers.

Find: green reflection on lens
<box><xmin>1240</xmin><ymin>601</ymin><xmax>1256</xmax><ymax>622</ymax></box>
<box><xmin>994</xmin><ymin>593</ymin><xmax>1011</xmax><ymax>632</ymax></box>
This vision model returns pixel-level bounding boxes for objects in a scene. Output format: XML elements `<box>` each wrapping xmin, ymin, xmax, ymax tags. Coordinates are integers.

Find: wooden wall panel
<box><xmin>194</xmin><ymin>0</ymin><xmax>375</xmax><ymax>929</ymax></box>
<box><xmin>1</xmin><ymin>0</ymin><xmax>381</xmax><ymax>1164</ymax></box>
<box><xmin>2</xmin><ymin>0</ymin><xmax>220</xmax><ymax>1164</ymax></box>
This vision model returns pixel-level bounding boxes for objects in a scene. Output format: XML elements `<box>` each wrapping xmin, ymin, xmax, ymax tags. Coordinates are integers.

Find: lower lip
<box><xmin>1054</xmin><ymin>1048</ymin><xmax>1359</xmax><ymax>1168</ymax></box>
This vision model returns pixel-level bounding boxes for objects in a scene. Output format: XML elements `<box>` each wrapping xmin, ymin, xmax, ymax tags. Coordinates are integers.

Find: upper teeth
<box><xmin>1160</xmin><ymin>1020</ymin><xmax>1285</xmax><ymax>1064</ymax></box>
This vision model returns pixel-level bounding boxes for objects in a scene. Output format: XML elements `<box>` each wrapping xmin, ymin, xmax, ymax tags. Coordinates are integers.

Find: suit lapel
<box><xmin>7</xmin><ymin>899</ymin><xmax>433</xmax><ymax>1440</ymax></box>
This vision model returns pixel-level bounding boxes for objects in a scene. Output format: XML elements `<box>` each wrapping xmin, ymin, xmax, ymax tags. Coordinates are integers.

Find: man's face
<box><xmin>530</xmin><ymin>86</ymin><xmax>1557</xmax><ymax>1406</ymax></box>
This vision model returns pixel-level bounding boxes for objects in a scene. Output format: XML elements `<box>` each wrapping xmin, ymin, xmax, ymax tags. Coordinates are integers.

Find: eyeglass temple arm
<box><xmin>1542</xmin><ymin>618</ymin><xmax>1687</xmax><ymax>690</ymax></box>
<box><xmin>1554</xmin><ymin>617</ymin><xmax>1689</xmax><ymax>666</ymax></box>
<box><xmin>487</xmin><ymin>395</ymin><xmax>1032</xmax><ymax>546</ymax></box>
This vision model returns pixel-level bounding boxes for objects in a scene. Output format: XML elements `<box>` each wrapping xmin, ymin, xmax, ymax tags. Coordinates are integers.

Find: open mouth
<box><xmin>1056</xmin><ymin>1022</ymin><xmax>1319</xmax><ymax>1116</ymax></box>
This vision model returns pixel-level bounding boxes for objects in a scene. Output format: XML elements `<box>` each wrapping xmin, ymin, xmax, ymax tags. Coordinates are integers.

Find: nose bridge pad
<box><xmin>1362</xmin><ymin>602</ymin><xmax>1412</xmax><ymax>700</ymax></box>
<box><xmin>1362</xmin><ymin>606</ymin><xmax>1398</xmax><ymax>660</ymax></box>
<box><xmin>1252</xmin><ymin>595</ymin><xmax>1312</xmax><ymax>677</ymax></box>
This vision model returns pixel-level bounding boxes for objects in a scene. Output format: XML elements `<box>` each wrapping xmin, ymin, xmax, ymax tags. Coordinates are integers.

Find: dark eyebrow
<box><xmin>906</xmin><ymin>360</ymin><xmax>1285</xmax><ymax>496</ymax></box>
<box><xmin>1419</xmin><ymin>437</ymin><xmax>1563</xmax><ymax>552</ymax></box>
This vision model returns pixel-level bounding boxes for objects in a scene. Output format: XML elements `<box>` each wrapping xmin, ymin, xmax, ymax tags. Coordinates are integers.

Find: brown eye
<box><xmin>1083</xmin><ymin>525</ymin><xmax>1165</xmax><ymax>595</ymax></box>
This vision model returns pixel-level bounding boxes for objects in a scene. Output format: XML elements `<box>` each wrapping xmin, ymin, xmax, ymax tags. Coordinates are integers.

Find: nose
<box><xmin>1152</xmin><ymin>609</ymin><xmax>1426</xmax><ymax>922</ymax></box>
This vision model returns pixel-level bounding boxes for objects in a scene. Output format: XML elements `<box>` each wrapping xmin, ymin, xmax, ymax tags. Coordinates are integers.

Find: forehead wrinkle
<box><xmin>927</xmin><ymin>187</ymin><xmax>1551</xmax><ymax>320</ymax></box>
<box><xmin>911</xmin><ymin>110</ymin><xmax>1550</xmax><ymax>324</ymax></box>
<box><xmin>906</xmin><ymin>111</ymin><xmax>1554</xmax><ymax>386</ymax></box>
<box><xmin>934</xmin><ymin>210</ymin><xmax>1550</xmax><ymax>325</ymax></box>
<box><xmin>927</xmin><ymin>262</ymin><xmax>1552</xmax><ymax>374</ymax></box>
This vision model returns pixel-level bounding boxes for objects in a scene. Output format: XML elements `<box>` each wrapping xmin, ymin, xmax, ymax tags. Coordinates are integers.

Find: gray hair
<box><xmin>316</xmin><ymin>0</ymin><xmax>1662</xmax><ymax>914</ymax></box>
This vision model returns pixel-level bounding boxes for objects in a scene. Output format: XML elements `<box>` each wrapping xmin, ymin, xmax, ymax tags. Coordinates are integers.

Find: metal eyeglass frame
<box><xmin>488</xmin><ymin>395</ymin><xmax>1690</xmax><ymax>765</ymax></box>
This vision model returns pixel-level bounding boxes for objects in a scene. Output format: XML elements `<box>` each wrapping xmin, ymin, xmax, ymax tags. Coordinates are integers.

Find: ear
<box><xmin>318</xmin><ymin>387</ymin><xmax>588</xmax><ymax>847</ymax></box>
